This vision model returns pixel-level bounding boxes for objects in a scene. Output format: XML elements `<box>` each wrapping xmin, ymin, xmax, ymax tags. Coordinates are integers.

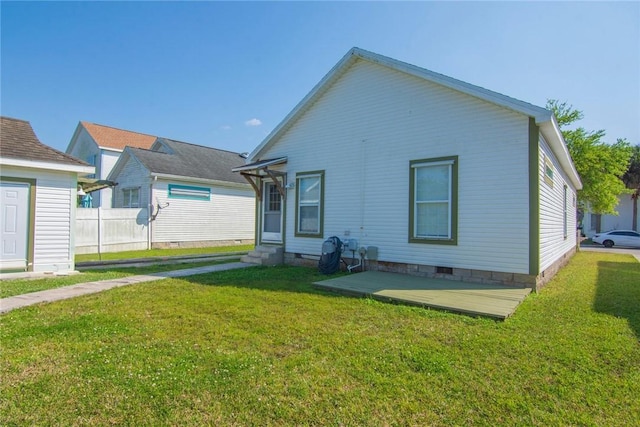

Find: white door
<box><xmin>261</xmin><ymin>181</ymin><xmax>283</xmax><ymax>243</ymax></box>
<box><xmin>1</xmin><ymin>182</ymin><xmax>30</xmax><ymax>270</ymax></box>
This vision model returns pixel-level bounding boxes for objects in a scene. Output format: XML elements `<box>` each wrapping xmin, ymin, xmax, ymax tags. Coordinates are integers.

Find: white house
<box><xmin>65</xmin><ymin>121</ymin><xmax>156</xmax><ymax>208</ymax></box>
<box><xmin>1</xmin><ymin>116</ymin><xmax>94</xmax><ymax>274</ymax></box>
<box><xmin>582</xmin><ymin>193</ymin><xmax>639</xmax><ymax>237</ymax></box>
<box><xmin>234</xmin><ymin>48</ymin><xmax>582</xmax><ymax>290</ymax></box>
<box><xmin>108</xmin><ymin>138</ymin><xmax>255</xmax><ymax>248</ymax></box>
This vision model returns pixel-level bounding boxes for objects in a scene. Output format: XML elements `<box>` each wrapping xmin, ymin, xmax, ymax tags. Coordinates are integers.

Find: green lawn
<box><xmin>75</xmin><ymin>244</ymin><xmax>253</xmax><ymax>262</ymax></box>
<box><xmin>0</xmin><ymin>260</ymin><xmax>239</xmax><ymax>299</ymax></box>
<box><xmin>1</xmin><ymin>252</ymin><xmax>638</xmax><ymax>425</ymax></box>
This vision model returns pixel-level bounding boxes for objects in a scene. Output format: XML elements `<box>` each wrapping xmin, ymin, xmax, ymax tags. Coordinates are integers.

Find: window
<box><xmin>123</xmin><ymin>187</ymin><xmax>140</xmax><ymax>208</ymax></box>
<box><xmin>409</xmin><ymin>156</ymin><xmax>458</xmax><ymax>244</ymax></box>
<box><xmin>611</xmin><ymin>231</ymin><xmax>639</xmax><ymax>237</ymax></box>
<box><xmin>267</xmin><ymin>184</ymin><xmax>281</xmax><ymax>213</ymax></box>
<box><xmin>544</xmin><ymin>154</ymin><xmax>554</xmax><ymax>187</ymax></box>
<box><xmin>295</xmin><ymin>171</ymin><xmax>324</xmax><ymax>237</ymax></box>
<box><xmin>168</xmin><ymin>184</ymin><xmax>210</xmax><ymax>200</ymax></box>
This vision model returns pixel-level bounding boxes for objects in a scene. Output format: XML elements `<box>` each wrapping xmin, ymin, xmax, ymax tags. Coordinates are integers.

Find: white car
<box><xmin>591</xmin><ymin>230</ymin><xmax>640</xmax><ymax>248</ymax></box>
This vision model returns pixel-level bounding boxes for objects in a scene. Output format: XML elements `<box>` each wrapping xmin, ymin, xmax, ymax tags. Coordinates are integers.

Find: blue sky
<box><xmin>2</xmin><ymin>1</ymin><xmax>638</xmax><ymax>154</ymax></box>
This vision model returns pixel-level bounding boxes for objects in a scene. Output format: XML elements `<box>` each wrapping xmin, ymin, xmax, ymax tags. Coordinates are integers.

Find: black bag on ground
<box><xmin>318</xmin><ymin>236</ymin><xmax>342</xmax><ymax>275</ymax></box>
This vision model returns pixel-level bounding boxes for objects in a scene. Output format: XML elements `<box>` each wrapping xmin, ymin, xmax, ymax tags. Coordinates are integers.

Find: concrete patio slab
<box><xmin>314</xmin><ymin>271</ymin><xmax>532</xmax><ymax>319</ymax></box>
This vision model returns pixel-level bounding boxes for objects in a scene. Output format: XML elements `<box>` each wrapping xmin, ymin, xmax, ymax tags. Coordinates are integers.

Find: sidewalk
<box><xmin>0</xmin><ymin>262</ymin><xmax>255</xmax><ymax>315</ymax></box>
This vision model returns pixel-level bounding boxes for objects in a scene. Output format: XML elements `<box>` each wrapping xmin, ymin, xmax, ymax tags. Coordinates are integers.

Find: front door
<box><xmin>0</xmin><ymin>181</ymin><xmax>30</xmax><ymax>271</ymax></box>
<box><xmin>262</xmin><ymin>181</ymin><xmax>283</xmax><ymax>243</ymax></box>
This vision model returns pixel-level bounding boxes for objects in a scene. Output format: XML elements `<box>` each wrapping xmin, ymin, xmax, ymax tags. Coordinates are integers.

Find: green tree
<box><xmin>546</xmin><ymin>100</ymin><xmax>632</xmax><ymax>216</ymax></box>
<box><xmin>622</xmin><ymin>144</ymin><xmax>640</xmax><ymax>231</ymax></box>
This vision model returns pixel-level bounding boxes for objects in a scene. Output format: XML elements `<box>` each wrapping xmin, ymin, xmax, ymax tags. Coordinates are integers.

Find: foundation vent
<box><xmin>436</xmin><ymin>266</ymin><xmax>453</xmax><ymax>275</ymax></box>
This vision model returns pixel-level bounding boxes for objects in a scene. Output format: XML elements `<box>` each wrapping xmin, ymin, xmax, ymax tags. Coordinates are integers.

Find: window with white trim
<box><xmin>410</xmin><ymin>156</ymin><xmax>458</xmax><ymax>244</ymax></box>
<box><xmin>296</xmin><ymin>171</ymin><xmax>324</xmax><ymax>236</ymax></box>
<box><xmin>122</xmin><ymin>187</ymin><xmax>140</xmax><ymax>208</ymax></box>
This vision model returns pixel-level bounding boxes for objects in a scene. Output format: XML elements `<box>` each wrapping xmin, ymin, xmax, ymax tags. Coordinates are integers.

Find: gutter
<box><xmin>150</xmin><ymin>173</ymin><xmax>251</xmax><ymax>190</ymax></box>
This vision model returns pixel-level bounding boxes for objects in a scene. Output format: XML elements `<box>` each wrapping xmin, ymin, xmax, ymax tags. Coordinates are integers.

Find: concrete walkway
<box><xmin>0</xmin><ymin>262</ymin><xmax>255</xmax><ymax>315</ymax></box>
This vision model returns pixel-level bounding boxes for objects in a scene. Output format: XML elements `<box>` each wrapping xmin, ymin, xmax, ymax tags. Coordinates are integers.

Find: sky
<box><xmin>1</xmin><ymin>1</ymin><xmax>639</xmax><ymax>155</ymax></box>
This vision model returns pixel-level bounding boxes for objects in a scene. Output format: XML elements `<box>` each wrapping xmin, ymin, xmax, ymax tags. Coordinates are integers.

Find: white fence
<box><xmin>75</xmin><ymin>208</ymin><xmax>149</xmax><ymax>255</ymax></box>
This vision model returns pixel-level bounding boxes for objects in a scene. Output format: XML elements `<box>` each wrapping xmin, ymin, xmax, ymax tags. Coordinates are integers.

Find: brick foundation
<box><xmin>534</xmin><ymin>246</ymin><xmax>577</xmax><ymax>291</ymax></box>
<box><xmin>285</xmin><ymin>246</ymin><xmax>577</xmax><ymax>290</ymax></box>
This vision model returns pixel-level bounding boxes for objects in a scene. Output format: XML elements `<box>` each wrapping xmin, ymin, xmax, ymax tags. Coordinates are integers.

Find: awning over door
<box><xmin>232</xmin><ymin>157</ymin><xmax>287</xmax><ymax>200</ymax></box>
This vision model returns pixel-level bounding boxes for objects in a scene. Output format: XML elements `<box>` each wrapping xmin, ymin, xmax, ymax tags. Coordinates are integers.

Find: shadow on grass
<box><xmin>595</xmin><ymin>260</ymin><xmax>640</xmax><ymax>339</ymax></box>
<box><xmin>184</xmin><ymin>265</ymin><xmax>328</xmax><ymax>292</ymax></box>
<box><xmin>177</xmin><ymin>264</ymin><xmax>349</xmax><ymax>297</ymax></box>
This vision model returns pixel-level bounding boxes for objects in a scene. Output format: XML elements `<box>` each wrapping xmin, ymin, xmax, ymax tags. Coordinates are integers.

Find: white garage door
<box><xmin>1</xmin><ymin>181</ymin><xmax>30</xmax><ymax>271</ymax></box>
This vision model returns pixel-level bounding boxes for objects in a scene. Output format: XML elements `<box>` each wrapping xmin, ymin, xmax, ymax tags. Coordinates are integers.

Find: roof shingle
<box><xmin>125</xmin><ymin>138</ymin><xmax>247</xmax><ymax>184</ymax></box>
<box><xmin>81</xmin><ymin>121</ymin><xmax>156</xmax><ymax>150</ymax></box>
<box><xmin>1</xmin><ymin>116</ymin><xmax>89</xmax><ymax>167</ymax></box>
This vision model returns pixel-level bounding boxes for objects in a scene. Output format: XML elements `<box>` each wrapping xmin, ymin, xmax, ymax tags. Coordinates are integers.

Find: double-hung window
<box><xmin>295</xmin><ymin>171</ymin><xmax>324</xmax><ymax>237</ymax></box>
<box><xmin>123</xmin><ymin>187</ymin><xmax>140</xmax><ymax>208</ymax></box>
<box><xmin>409</xmin><ymin>156</ymin><xmax>458</xmax><ymax>244</ymax></box>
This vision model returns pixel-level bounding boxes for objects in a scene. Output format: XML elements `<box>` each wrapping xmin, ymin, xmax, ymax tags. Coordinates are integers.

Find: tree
<box><xmin>622</xmin><ymin>144</ymin><xmax>640</xmax><ymax>231</ymax></box>
<box><xmin>546</xmin><ymin>100</ymin><xmax>632</xmax><ymax>216</ymax></box>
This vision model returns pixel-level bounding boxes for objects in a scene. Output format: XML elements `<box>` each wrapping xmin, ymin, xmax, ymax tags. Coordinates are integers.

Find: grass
<box><xmin>1</xmin><ymin>252</ymin><xmax>639</xmax><ymax>425</ymax></box>
<box><xmin>75</xmin><ymin>244</ymin><xmax>253</xmax><ymax>262</ymax></box>
<box><xmin>0</xmin><ymin>260</ymin><xmax>239</xmax><ymax>299</ymax></box>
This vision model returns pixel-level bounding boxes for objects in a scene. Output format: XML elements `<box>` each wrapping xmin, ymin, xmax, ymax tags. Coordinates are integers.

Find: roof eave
<box><xmin>248</xmin><ymin>47</ymin><xmax>556</xmax><ymax>162</ymax></box>
<box><xmin>538</xmin><ymin>117</ymin><xmax>582</xmax><ymax>190</ymax></box>
<box><xmin>0</xmin><ymin>157</ymin><xmax>95</xmax><ymax>174</ymax></box>
<box><xmin>232</xmin><ymin>156</ymin><xmax>288</xmax><ymax>172</ymax></box>
<box><xmin>150</xmin><ymin>172</ymin><xmax>250</xmax><ymax>189</ymax></box>
<box><xmin>247</xmin><ymin>49</ymin><xmax>362</xmax><ymax>161</ymax></box>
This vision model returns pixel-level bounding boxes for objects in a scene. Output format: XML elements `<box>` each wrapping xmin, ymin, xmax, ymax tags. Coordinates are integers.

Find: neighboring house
<box><xmin>234</xmin><ymin>47</ymin><xmax>582</xmax><ymax>290</ymax></box>
<box><xmin>66</xmin><ymin>121</ymin><xmax>156</xmax><ymax>208</ymax></box>
<box><xmin>582</xmin><ymin>194</ymin><xmax>639</xmax><ymax>236</ymax></box>
<box><xmin>0</xmin><ymin>116</ymin><xmax>94</xmax><ymax>273</ymax></box>
<box><xmin>108</xmin><ymin>137</ymin><xmax>255</xmax><ymax>248</ymax></box>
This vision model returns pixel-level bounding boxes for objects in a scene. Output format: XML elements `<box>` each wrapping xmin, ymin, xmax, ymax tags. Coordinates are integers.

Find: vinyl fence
<box><xmin>75</xmin><ymin>208</ymin><xmax>149</xmax><ymax>255</ymax></box>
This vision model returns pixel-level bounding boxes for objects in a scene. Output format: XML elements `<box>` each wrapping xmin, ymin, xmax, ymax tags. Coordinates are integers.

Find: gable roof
<box><xmin>247</xmin><ymin>47</ymin><xmax>581</xmax><ymax>189</ymax></box>
<box><xmin>81</xmin><ymin>121</ymin><xmax>157</xmax><ymax>151</ymax></box>
<box><xmin>1</xmin><ymin>116</ymin><xmax>93</xmax><ymax>173</ymax></box>
<box><xmin>112</xmin><ymin>138</ymin><xmax>248</xmax><ymax>185</ymax></box>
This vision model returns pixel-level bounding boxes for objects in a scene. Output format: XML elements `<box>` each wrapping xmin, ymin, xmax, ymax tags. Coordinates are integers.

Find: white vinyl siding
<box><xmin>151</xmin><ymin>179</ymin><xmax>255</xmax><ymax>243</ymax></box>
<box><xmin>1</xmin><ymin>165</ymin><xmax>77</xmax><ymax>273</ymax></box>
<box><xmin>262</xmin><ymin>59</ymin><xmax>532</xmax><ymax>274</ymax></box>
<box><xmin>563</xmin><ymin>185</ymin><xmax>568</xmax><ymax>239</ymax></box>
<box><xmin>111</xmin><ymin>156</ymin><xmax>149</xmax><ymax>209</ymax></box>
<box><xmin>67</xmin><ymin>127</ymin><xmax>104</xmax><ymax>206</ymax></box>
<box><xmin>539</xmin><ymin>136</ymin><xmax>577</xmax><ymax>272</ymax></box>
<box><xmin>110</xmin><ymin>154</ymin><xmax>255</xmax><ymax>245</ymax></box>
